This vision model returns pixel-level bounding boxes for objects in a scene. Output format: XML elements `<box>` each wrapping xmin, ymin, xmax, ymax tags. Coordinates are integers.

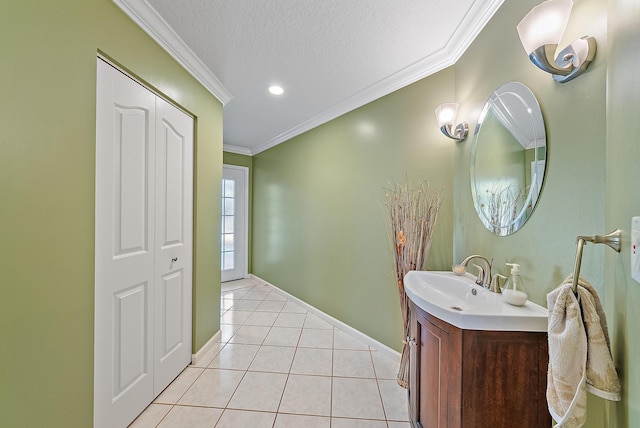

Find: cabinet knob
<box><xmin>171</xmin><ymin>257</ymin><xmax>178</xmax><ymax>263</ymax></box>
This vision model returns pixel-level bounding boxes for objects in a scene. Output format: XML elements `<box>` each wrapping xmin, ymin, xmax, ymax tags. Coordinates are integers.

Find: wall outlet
<box><xmin>632</xmin><ymin>217</ymin><xmax>640</xmax><ymax>283</ymax></box>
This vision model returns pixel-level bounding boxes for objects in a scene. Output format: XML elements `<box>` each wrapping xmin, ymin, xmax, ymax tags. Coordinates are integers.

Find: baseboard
<box><xmin>249</xmin><ymin>274</ymin><xmax>401</xmax><ymax>362</ymax></box>
<box><xmin>191</xmin><ymin>329</ymin><xmax>221</xmax><ymax>365</ymax></box>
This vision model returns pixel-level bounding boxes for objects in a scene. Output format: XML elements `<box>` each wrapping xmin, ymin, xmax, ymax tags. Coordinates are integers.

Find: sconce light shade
<box><xmin>435</xmin><ymin>103</ymin><xmax>468</xmax><ymax>142</ymax></box>
<box><xmin>516</xmin><ymin>0</ymin><xmax>596</xmax><ymax>83</ymax></box>
<box><xmin>517</xmin><ymin>0</ymin><xmax>572</xmax><ymax>54</ymax></box>
<box><xmin>434</xmin><ymin>103</ymin><xmax>459</xmax><ymax>127</ymax></box>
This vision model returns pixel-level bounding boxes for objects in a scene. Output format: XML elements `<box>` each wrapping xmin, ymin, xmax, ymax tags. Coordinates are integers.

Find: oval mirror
<box><xmin>470</xmin><ymin>82</ymin><xmax>547</xmax><ymax>236</ymax></box>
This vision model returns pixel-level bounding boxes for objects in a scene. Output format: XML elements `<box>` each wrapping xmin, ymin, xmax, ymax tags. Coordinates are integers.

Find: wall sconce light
<box><xmin>516</xmin><ymin>0</ymin><xmax>596</xmax><ymax>83</ymax></box>
<box><xmin>434</xmin><ymin>103</ymin><xmax>468</xmax><ymax>142</ymax></box>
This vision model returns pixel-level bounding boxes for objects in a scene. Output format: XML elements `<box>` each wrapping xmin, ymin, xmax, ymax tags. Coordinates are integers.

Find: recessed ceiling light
<box><xmin>268</xmin><ymin>85</ymin><xmax>284</xmax><ymax>95</ymax></box>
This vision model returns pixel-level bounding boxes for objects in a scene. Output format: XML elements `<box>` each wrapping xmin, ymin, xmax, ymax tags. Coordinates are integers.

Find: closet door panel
<box><xmin>161</xmin><ymin>121</ymin><xmax>184</xmax><ymax>247</ymax></box>
<box><xmin>153</xmin><ymin>97</ymin><xmax>193</xmax><ymax>396</ymax></box>
<box><xmin>114</xmin><ymin>106</ymin><xmax>149</xmax><ymax>256</ymax></box>
<box><xmin>95</xmin><ymin>59</ymin><xmax>156</xmax><ymax>428</ymax></box>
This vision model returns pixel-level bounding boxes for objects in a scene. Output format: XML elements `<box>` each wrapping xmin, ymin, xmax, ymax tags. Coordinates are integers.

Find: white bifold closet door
<box><xmin>94</xmin><ymin>59</ymin><xmax>193</xmax><ymax>428</ymax></box>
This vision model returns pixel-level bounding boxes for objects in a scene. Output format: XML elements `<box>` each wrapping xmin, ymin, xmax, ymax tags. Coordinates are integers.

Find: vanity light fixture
<box><xmin>434</xmin><ymin>103</ymin><xmax>468</xmax><ymax>142</ymax></box>
<box><xmin>516</xmin><ymin>0</ymin><xmax>596</xmax><ymax>83</ymax></box>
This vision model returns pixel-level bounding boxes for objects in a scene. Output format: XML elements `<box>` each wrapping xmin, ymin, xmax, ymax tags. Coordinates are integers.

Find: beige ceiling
<box><xmin>114</xmin><ymin>0</ymin><xmax>504</xmax><ymax>154</ymax></box>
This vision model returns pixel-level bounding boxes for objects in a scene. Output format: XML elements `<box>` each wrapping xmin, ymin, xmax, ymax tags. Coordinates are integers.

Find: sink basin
<box><xmin>404</xmin><ymin>270</ymin><xmax>548</xmax><ymax>332</ymax></box>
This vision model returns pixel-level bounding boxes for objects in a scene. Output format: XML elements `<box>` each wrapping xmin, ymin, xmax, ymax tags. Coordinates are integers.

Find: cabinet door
<box><xmin>409</xmin><ymin>307</ymin><xmax>450</xmax><ymax>428</ymax></box>
<box><xmin>408</xmin><ymin>309</ymin><xmax>420</xmax><ymax>424</ymax></box>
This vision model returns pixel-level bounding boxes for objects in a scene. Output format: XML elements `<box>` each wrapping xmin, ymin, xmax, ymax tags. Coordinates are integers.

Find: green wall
<box><xmin>606</xmin><ymin>0</ymin><xmax>640</xmax><ymax>425</ymax></box>
<box><xmin>0</xmin><ymin>1</ymin><xmax>222</xmax><ymax>427</ymax></box>
<box><xmin>454</xmin><ymin>0</ymin><xmax>608</xmax><ymax>305</ymax></box>
<box><xmin>432</xmin><ymin>0</ymin><xmax>635</xmax><ymax>425</ymax></box>
<box><xmin>251</xmin><ymin>0</ymin><xmax>639</xmax><ymax>425</ymax></box>
<box><xmin>454</xmin><ymin>0</ymin><xmax>618</xmax><ymax>425</ymax></box>
<box><xmin>223</xmin><ymin>152</ymin><xmax>254</xmax><ymax>272</ymax></box>
<box><xmin>252</xmin><ymin>70</ymin><xmax>456</xmax><ymax>350</ymax></box>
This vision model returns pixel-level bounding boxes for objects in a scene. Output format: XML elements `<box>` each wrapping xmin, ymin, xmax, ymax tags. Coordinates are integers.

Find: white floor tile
<box><xmin>264</xmin><ymin>291</ymin><xmax>287</xmax><ymax>301</ymax></box>
<box><xmin>219</xmin><ymin>324</ymin><xmax>241</xmax><ymax>343</ymax></box>
<box><xmin>387</xmin><ymin>422</ymin><xmax>412</xmax><ymax>428</ymax></box>
<box><xmin>303</xmin><ymin>313</ymin><xmax>333</xmax><ymax>329</ymax></box>
<box><xmin>129</xmin><ymin>404</ymin><xmax>172</xmax><ymax>428</ymax></box>
<box><xmin>279</xmin><ymin>374</ymin><xmax>332</xmax><ymax>416</ymax></box>
<box><xmin>249</xmin><ymin>345</ymin><xmax>296</xmax><ymax>373</ymax></box>
<box><xmin>298</xmin><ymin>328</ymin><xmax>333</xmax><ymax>348</ymax></box>
<box><xmin>333</xmin><ymin>350</ymin><xmax>376</xmax><ymax>378</ymax></box>
<box><xmin>281</xmin><ymin>301</ymin><xmax>308</xmax><ymax>313</ymax></box>
<box><xmin>221</xmin><ymin>278</ymin><xmax>256</xmax><ymax>290</ymax></box>
<box><xmin>177</xmin><ymin>368</ymin><xmax>245</xmax><ymax>408</ymax></box>
<box><xmin>332</xmin><ymin>377</ymin><xmax>386</xmax><ymax>420</ymax></box>
<box><xmin>132</xmin><ymin>279</ymin><xmax>412</xmax><ymax>427</ymax></box>
<box><xmin>334</xmin><ymin>329</ymin><xmax>369</xmax><ymax>350</ymax></box>
<box><xmin>274</xmin><ymin>413</ymin><xmax>330</xmax><ymax>428</ymax></box>
<box><xmin>242</xmin><ymin>290</ymin><xmax>271</xmax><ymax>300</ymax></box>
<box><xmin>331</xmin><ymin>417</ymin><xmax>388</xmax><ymax>427</ymax></box>
<box><xmin>155</xmin><ymin>367</ymin><xmax>204</xmax><ymax>404</ymax></box>
<box><xmin>220</xmin><ymin>309</ymin><xmax>253</xmax><ymax>325</ymax></box>
<box><xmin>263</xmin><ymin>326</ymin><xmax>302</xmax><ymax>347</ymax></box>
<box><xmin>221</xmin><ymin>289</ymin><xmax>250</xmax><ymax>300</ymax></box>
<box><xmin>191</xmin><ymin>341</ymin><xmax>225</xmax><ymax>368</ymax></box>
<box><xmin>221</xmin><ymin>298</ymin><xmax>235</xmax><ymax>310</ymax></box>
<box><xmin>228</xmin><ymin>325</ymin><xmax>270</xmax><ymax>345</ymax></box>
<box><xmin>229</xmin><ymin>299</ymin><xmax>261</xmax><ymax>311</ymax></box>
<box><xmin>274</xmin><ymin>312</ymin><xmax>307</xmax><ymax>328</ymax></box>
<box><xmin>371</xmin><ymin>351</ymin><xmax>401</xmax><ymax>380</ymax></box>
<box><xmin>209</xmin><ymin>343</ymin><xmax>260</xmax><ymax>370</ymax></box>
<box><xmin>244</xmin><ymin>311</ymin><xmax>279</xmax><ymax>326</ymax></box>
<box><xmin>290</xmin><ymin>347</ymin><xmax>332</xmax><ymax>376</ymax></box>
<box><xmin>227</xmin><ymin>371</ymin><xmax>288</xmax><ymax>412</ymax></box>
<box><xmin>157</xmin><ymin>406</ymin><xmax>223</xmax><ymax>428</ymax></box>
<box><xmin>255</xmin><ymin>300</ymin><xmax>286</xmax><ymax>312</ymax></box>
<box><xmin>378</xmin><ymin>379</ymin><xmax>410</xmax><ymax>421</ymax></box>
<box><xmin>215</xmin><ymin>409</ymin><xmax>276</xmax><ymax>427</ymax></box>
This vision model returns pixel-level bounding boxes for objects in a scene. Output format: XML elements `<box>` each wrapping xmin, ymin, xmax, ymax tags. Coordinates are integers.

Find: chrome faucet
<box><xmin>459</xmin><ymin>255</ymin><xmax>493</xmax><ymax>289</ymax></box>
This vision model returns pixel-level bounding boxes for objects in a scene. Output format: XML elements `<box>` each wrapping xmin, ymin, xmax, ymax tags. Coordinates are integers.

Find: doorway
<box><xmin>221</xmin><ymin>165</ymin><xmax>248</xmax><ymax>282</ymax></box>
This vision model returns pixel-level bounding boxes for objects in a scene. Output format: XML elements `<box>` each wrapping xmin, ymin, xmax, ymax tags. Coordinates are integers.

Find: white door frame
<box><xmin>222</xmin><ymin>164</ymin><xmax>249</xmax><ymax>282</ymax></box>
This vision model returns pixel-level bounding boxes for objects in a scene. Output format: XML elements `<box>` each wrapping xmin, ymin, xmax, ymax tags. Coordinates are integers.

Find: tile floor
<box><xmin>130</xmin><ymin>278</ymin><xmax>410</xmax><ymax>428</ymax></box>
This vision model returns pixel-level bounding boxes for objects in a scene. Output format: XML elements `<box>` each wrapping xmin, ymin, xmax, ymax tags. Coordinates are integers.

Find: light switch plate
<box><xmin>632</xmin><ymin>217</ymin><xmax>640</xmax><ymax>283</ymax></box>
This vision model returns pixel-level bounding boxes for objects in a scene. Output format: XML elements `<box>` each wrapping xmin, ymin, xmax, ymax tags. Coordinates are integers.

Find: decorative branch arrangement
<box><xmin>383</xmin><ymin>180</ymin><xmax>442</xmax><ymax>388</ymax></box>
<box><xmin>478</xmin><ymin>183</ymin><xmax>527</xmax><ymax>235</ymax></box>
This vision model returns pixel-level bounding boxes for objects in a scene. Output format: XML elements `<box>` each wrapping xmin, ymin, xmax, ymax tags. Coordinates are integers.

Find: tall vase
<box><xmin>396</xmin><ymin>281</ymin><xmax>410</xmax><ymax>388</ymax></box>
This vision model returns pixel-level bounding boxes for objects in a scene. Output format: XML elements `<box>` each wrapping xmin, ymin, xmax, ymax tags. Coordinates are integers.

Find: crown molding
<box><xmin>447</xmin><ymin>0</ymin><xmax>504</xmax><ymax>60</ymax></box>
<box><xmin>113</xmin><ymin>0</ymin><xmax>233</xmax><ymax>105</ymax></box>
<box><xmin>252</xmin><ymin>48</ymin><xmax>455</xmax><ymax>154</ymax></box>
<box><xmin>114</xmin><ymin>0</ymin><xmax>503</xmax><ymax>155</ymax></box>
<box><xmin>223</xmin><ymin>144</ymin><xmax>253</xmax><ymax>156</ymax></box>
<box><xmin>251</xmin><ymin>0</ymin><xmax>504</xmax><ymax>154</ymax></box>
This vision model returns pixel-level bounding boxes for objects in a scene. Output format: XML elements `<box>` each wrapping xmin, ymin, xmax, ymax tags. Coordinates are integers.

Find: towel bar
<box><xmin>571</xmin><ymin>229</ymin><xmax>622</xmax><ymax>293</ymax></box>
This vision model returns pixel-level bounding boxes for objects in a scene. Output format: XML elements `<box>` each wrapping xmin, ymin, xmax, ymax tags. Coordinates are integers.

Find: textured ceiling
<box><xmin>115</xmin><ymin>0</ymin><xmax>504</xmax><ymax>154</ymax></box>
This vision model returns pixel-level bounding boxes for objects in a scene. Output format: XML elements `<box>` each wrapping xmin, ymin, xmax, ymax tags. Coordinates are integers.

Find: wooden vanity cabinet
<box><xmin>408</xmin><ymin>300</ymin><xmax>550</xmax><ymax>428</ymax></box>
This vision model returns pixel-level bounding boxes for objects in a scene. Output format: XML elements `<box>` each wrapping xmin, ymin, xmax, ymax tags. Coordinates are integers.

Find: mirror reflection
<box><xmin>471</xmin><ymin>82</ymin><xmax>546</xmax><ymax>236</ymax></box>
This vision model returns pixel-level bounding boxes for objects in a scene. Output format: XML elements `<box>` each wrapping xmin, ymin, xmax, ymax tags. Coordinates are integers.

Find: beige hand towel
<box><xmin>546</xmin><ymin>275</ymin><xmax>621</xmax><ymax>428</ymax></box>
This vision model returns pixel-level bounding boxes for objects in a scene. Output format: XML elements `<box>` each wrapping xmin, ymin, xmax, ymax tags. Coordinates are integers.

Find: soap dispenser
<box><xmin>502</xmin><ymin>263</ymin><xmax>528</xmax><ymax>306</ymax></box>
